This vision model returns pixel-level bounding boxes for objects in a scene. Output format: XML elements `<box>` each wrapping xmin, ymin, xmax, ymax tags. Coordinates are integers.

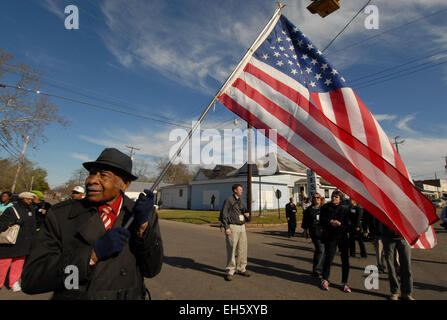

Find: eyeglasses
<box><xmin>72</xmin><ymin>191</ymin><xmax>80</xmax><ymax>194</ymax></box>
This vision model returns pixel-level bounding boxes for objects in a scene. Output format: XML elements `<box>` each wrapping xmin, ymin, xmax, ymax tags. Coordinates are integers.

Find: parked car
<box><xmin>432</xmin><ymin>198</ymin><xmax>447</xmax><ymax>208</ymax></box>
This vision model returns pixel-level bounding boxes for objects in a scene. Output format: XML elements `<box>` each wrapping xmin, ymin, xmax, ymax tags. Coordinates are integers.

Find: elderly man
<box><xmin>71</xmin><ymin>186</ymin><xmax>85</xmax><ymax>200</ymax></box>
<box><xmin>21</xmin><ymin>148</ymin><xmax>163</xmax><ymax>299</ymax></box>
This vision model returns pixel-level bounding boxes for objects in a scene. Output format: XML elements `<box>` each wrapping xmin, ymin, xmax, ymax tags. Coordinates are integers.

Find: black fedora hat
<box><xmin>83</xmin><ymin>148</ymin><xmax>138</xmax><ymax>181</ymax></box>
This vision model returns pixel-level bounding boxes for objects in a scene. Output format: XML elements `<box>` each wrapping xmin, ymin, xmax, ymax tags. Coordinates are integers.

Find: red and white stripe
<box><xmin>100</xmin><ymin>207</ymin><xmax>113</xmax><ymax>230</ymax></box>
<box><xmin>219</xmin><ymin>56</ymin><xmax>438</xmax><ymax>248</ymax></box>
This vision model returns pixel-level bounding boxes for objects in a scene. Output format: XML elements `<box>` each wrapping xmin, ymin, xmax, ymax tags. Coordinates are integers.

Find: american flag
<box><xmin>218</xmin><ymin>15</ymin><xmax>438</xmax><ymax>248</ymax></box>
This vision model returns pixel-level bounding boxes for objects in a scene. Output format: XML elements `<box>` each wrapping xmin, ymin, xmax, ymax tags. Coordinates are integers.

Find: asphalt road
<box><xmin>1</xmin><ymin>218</ymin><xmax>446</xmax><ymax>300</ymax></box>
<box><xmin>147</xmin><ymin>219</ymin><xmax>447</xmax><ymax>300</ymax></box>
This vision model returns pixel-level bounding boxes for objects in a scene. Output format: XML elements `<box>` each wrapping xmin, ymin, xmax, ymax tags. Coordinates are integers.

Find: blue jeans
<box><xmin>311</xmin><ymin>237</ymin><xmax>325</xmax><ymax>274</ymax></box>
<box><xmin>383</xmin><ymin>237</ymin><xmax>413</xmax><ymax>296</ymax></box>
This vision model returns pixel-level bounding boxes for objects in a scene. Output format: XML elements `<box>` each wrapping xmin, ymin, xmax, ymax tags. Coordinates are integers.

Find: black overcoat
<box><xmin>0</xmin><ymin>200</ymin><xmax>36</xmax><ymax>258</ymax></box>
<box><xmin>21</xmin><ymin>195</ymin><xmax>163</xmax><ymax>300</ymax></box>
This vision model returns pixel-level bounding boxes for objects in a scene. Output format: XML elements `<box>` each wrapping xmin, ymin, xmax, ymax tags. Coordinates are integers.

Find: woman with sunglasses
<box><xmin>301</xmin><ymin>193</ymin><xmax>325</xmax><ymax>278</ymax></box>
<box><xmin>319</xmin><ymin>190</ymin><xmax>352</xmax><ymax>293</ymax></box>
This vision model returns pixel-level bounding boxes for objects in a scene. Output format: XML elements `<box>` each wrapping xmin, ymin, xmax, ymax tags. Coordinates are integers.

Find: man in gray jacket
<box><xmin>220</xmin><ymin>184</ymin><xmax>251</xmax><ymax>281</ymax></box>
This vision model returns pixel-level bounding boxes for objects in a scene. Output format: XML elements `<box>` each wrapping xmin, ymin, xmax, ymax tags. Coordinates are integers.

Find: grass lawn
<box><xmin>158</xmin><ymin>208</ymin><xmax>303</xmax><ymax>225</ymax></box>
<box><xmin>158</xmin><ymin>209</ymin><xmax>220</xmax><ymax>224</ymax></box>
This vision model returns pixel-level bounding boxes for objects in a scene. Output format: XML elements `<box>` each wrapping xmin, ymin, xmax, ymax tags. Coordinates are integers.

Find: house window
<box><xmin>179</xmin><ymin>189</ymin><xmax>183</xmax><ymax>197</ymax></box>
<box><xmin>324</xmin><ymin>189</ymin><xmax>329</xmax><ymax>198</ymax></box>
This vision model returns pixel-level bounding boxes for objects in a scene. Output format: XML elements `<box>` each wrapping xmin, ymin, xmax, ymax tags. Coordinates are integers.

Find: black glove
<box><xmin>133</xmin><ymin>189</ymin><xmax>154</xmax><ymax>226</ymax></box>
<box><xmin>93</xmin><ymin>228</ymin><xmax>130</xmax><ymax>261</ymax></box>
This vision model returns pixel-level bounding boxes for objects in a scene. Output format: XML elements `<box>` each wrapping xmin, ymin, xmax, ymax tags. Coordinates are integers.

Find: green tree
<box><xmin>0</xmin><ymin>157</ymin><xmax>50</xmax><ymax>193</ymax></box>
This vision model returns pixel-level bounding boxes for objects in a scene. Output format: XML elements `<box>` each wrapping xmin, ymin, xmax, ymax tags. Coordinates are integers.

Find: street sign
<box><xmin>275</xmin><ymin>189</ymin><xmax>282</xmax><ymax>199</ymax></box>
<box><xmin>307</xmin><ymin>169</ymin><xmax>318</xmax><ymax>198</ymax></box>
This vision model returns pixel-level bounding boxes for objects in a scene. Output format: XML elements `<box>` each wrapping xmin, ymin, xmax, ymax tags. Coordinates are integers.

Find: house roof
<box><xmin>232</xmin><ymin>152</ymin><xmax>307</xmax><ymax>177</ymax></box>
<box><xmin>193</xmin><ymin>165</ymin><xmax>237</xmax><ymax>181</ymax></box>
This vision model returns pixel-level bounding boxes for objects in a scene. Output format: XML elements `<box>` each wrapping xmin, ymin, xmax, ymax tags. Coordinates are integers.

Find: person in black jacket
<box><xmin>0</xmin><ymin>192</ymin><xmax>37</xmax><ymax>292</ymax></box>
<box><xmin>21</xmin><ymin>148</ymin><xmax>163</xmax><ymax>300</ymax></box>
<box><xmin>220</xmin><ymin>184</ymin><xmax>251</xmax><ymax>281</ymax></box>
<box><xmin>319</xmin><ymin>190</ymin><xmax>352</xmax><ymax>293</ymax></box>
<box><xmin>31</xmin><ymin>193</ymin><xmax>52</xmax><ymax>231</ymax></box>
<box><xmin>348</xmin><ymin>199</ymin><xmax>367</xmax><ymax>258</ymax></box>
<box><xmin>301</xmin><ymin>193</ymin><xmax>325</xmax><ymax>277</ymax></box>
<box><xmin>285</xmin><ymin>197</ymin><xmax>298</xmax><ymax>237</ymax></box>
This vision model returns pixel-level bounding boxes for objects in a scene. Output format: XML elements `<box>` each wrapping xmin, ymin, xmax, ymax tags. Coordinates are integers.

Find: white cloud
<box><xmin>396</xmin><ymin>114</ymin><xmax>417</xmax><ymax>133</ymax></box>
<box><xmin>70</xmin><ymin>153</ymin><xmax>92</xmax><ymax>162</ymax></box>
<box><xmin>41</xmin><ymin>0</ymin><xmax>65</xmax><ymax>20</ymax></box>
<box><xmin>97</xmin><ymin>1</ymin><xmax>447</xmax><ymax>93</ymax></box>
<box><xmin>374</xmin><ymin>114</ymin><xmax>398</xmax><ymax>121</ymax></box>
<box><xmin>399</xmin><ymin>137</ymin><xmax>447</xmax><ymax>179</ymax></box>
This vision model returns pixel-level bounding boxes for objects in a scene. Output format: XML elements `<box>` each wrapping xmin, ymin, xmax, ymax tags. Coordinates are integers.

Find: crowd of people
<box><xmin>0</xmin><ymin>148</ymin><xmax>431</xmax><ymax>300</ymax></box>
<box><xmin>284</xmin><ymin>191</ymin><xmax>415</xmax><ymax>300</ymax></box>
<box><xmin>0</xmin><ymin>187</ymin><xmax>86</xmax><ymax>292</ymax></box>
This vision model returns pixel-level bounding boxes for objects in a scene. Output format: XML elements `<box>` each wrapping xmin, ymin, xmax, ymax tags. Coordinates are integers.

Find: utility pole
<box><xmin>247</xmin><ymin>123</ymin><xmax>253</xmax><ymax>217</ymax></box>
<box><xmin>29</xmin><ymin>175</ymin><xmax>34</xmax><ymax>191</ymax></box>
<box><xmin>11</xmin><ymin>135</ymin><xmax>30</xmax><ymax>194</ymax></box>
<box><xmin>393</xmin><ymin>136</ymin><xmax>405</xmax><ymax>154</ymax></box>
<box><xmin>125</xmin><ymin>145</ymin><xmax>140</xmax><ymax>160</ymax></box>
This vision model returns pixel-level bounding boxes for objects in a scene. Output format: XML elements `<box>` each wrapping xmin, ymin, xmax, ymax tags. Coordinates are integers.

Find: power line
<box><xmin>322</xmin><ymin>0</ymin><xmax>372</xmax><ymax>53</ymax></box>
<box><xmin>0</xmin><ymin>82</ymin><xmax>224</xmax><ymax>132</ymax></box>
<box><xmin>0</xmin><ymin>83</ymin><xmax>191</xmax><ymax>129</ymax></box>
<box><xmin>348</xmin><ymin>48</ymin><xmax>447</xmax><ymax>84</ymax></box>
<box><xmin>327</xmin><ymin>8</ymin><xmax>447</xmax><ymax>54</ymax></box>
<box><xmin>0</xmin><ymin>63</ymin><xmax>178</xmax><ymax>124</ymax></box>
<box><xmin>354</xmin><ymin>58</ymin><xmax>447</xmax><ymax>90</ymax></box>
<box><xmin>352</xmin><ymin>54</ymin><xmax>447</xmax><ymax>87</ymax></box>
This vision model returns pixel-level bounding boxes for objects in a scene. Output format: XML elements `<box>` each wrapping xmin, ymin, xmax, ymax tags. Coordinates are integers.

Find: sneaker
<box><xmin>401</xmin><ymin>295</ymin><xmax>415</xmax><ymax>300</ymax></box>
<box><xmin>11</xmin><ymin>282</ymin><xmax>21</xmax><ymax>292</ymax></box>
<box><xmin>237</xmin><ymin>270</ymin><xmax>251</xmax><ymax>277</ymax></box>
<box><xmin>311</xmin><ymin>272</ymin><xmax>321</xmax><ymax>278</ymax></box>
<box><xmin>225</xmin><ymin>274</ymin><xmax>233</xmax><ymax>281</ymax></box>
<box><xmin>343</xmin><ymin>284</ymin><xmax>352</xmax><ymax>293</ymax></box>
<box><xmin>389</xmin><ymin>294</ymin><xmax>399</xmax><ymax>300</ymax></box>
<box><xmin>321</xmin><ymin>279</ymin><xmax>329</xmax><ymax>291</ymax></box>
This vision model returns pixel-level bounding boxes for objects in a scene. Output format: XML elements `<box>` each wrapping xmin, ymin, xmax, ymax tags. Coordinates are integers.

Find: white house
<box><xmin>159</xmin><ymin>153</ymin><xmax>337</xmax><ymax>211</ymax></box>
<box><xmin>125</xmin><ymin>181</ymin><xmax>171</xmax><ymax>202</ymax></box>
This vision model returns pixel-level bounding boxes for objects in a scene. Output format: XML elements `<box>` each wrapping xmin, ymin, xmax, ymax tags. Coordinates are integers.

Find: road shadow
<box><xmin>414</xmin><ymin>281</ymin><xmax>447</xmax><ymax>292</ymax></box>
<box><xmin>163</xmin><ymin>256</ymin><xmax>225</xmax><ymax>278</ymax></box>
<box><xmin>246</xmin><ymin>257</ymin><xmax>389</xmax><ymax>298</ymax></box>
<box><xmin>264</xmin><ymin>242</ymin><xmax>314</xmax><ymax>252</ymax></box>
<box><xmin>412</xmin><ymin>258</ymin><xmax>447</xmax><ymax>265</ymax></box>
<box><xmin>254</xmin><ymin>230</ymin><xmax>307</xmax><ymax>239</ymax></box>
<box><xmin>247</xmin><ymin>257</ymin><xmax>318</xmax><ymax>286</ymax></box>
<box><xmin>276</xmin><ymin>253</ymin><xmax>367</xmax><ymax>272</ymax></box>
<box><xmin>328</xmin><ymin>284</ymin><xmax>390</xmax><ymax>299</ymax></box>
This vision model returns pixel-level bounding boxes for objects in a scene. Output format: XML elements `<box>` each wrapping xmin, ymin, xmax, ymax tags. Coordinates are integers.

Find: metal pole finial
<box><xmin>277</xmin><ymin>2</ymin><xmax>286</xmax><ymax>10</ymax></box>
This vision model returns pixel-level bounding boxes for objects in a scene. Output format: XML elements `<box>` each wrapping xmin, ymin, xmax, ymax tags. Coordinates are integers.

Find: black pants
<box><xmin>311</xmin><ymin>237</ymin><xmax>325</xmax><ymax>274</ymax></box>
<box><xmin>349</xmin><ymin>232</ymin><xmax>367</xmax><ymax>257</ymax></box>
<box><xmin>287</xmin><ymin>220</ymin><xmax>296</xmax><ymax>237</ymax></box>
<box><xmin>322</xmin><ymin>237</ymin><xmax>350</xmax><ymax>283</ymax></box>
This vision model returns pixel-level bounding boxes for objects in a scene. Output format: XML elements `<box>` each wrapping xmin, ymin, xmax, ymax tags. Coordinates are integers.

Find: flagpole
<box><xmin>125</xmin><ymin>4</ymin><xmax>284</xmax><ymax>228</ymax></box>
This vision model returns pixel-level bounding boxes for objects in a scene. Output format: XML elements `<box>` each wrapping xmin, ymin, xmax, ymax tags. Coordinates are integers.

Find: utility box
<box><xmin>307</xmin><ymin>0</ymin><xmax>341</xmax><ymax>18</ymax></box>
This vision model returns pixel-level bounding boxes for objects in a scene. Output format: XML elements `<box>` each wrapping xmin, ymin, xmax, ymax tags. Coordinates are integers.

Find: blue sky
<box><xmin>1</xmin><ymin>0</ymin><xmax>446</xmax><ymax>188</ymax></box>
